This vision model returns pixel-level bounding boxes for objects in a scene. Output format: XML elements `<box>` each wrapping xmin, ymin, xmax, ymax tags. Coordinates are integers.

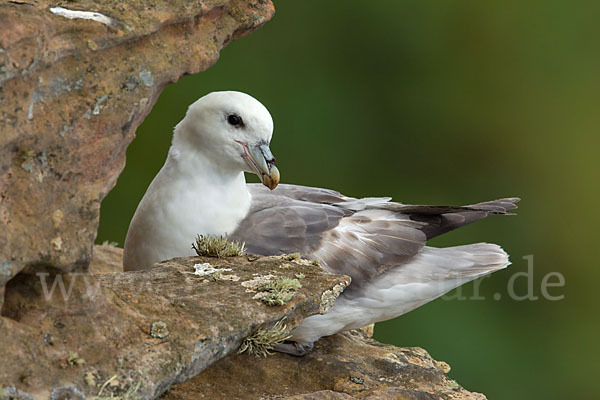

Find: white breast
<box><xmin>123</xmin><ymin>153</ymin><xmax>251</xmax><ymax>271</ymax></box>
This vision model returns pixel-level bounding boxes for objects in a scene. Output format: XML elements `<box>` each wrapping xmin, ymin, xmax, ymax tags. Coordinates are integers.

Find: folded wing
<box><xmin>230</xmin><ymin>184</ymin><xmax>519</xmax><ymax>286</ymax></box>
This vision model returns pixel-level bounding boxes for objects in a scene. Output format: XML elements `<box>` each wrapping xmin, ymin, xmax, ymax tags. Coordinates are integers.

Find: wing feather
<box><xmin>230</xmin><ymin>184</ymin><xmax>519</xmax><ymax>286</ymax></box>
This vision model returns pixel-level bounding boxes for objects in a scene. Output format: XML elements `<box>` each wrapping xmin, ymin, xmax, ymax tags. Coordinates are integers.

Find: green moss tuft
<box><xmin>192</xmin><ymin>234</ymin><xmax>245</xmax><ymax>257</ymax></box>
<box><xmin>257</xmin><ymin>278</ymin><xmax>302</xmax><ymax>306</ymax></box>
<box><xmin>238</xmin><ymin>318</ymin><xmax>290</xmax><ymax>357</ymax></box>
<box><xmin>285</xmin><ymin>253</ymin><xmax>301</xmax><ymax>260</ymax></box>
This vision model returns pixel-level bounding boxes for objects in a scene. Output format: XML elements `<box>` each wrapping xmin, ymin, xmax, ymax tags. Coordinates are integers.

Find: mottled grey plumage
<box><xmin>231</xmin><ymin>184</ymin><xmax>519</xmax><ymax>287</ymax></box>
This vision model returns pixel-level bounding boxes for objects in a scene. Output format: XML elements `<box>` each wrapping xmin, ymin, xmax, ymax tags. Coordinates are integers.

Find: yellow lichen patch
<box><xmin>434</xmin><ymin>360</ymin><xmax>451</xmax><ymax>374</ymax></box>
<box><xmin>87</xmin><ymin>39</ymin><xmax>99</xmax><ymax>51</ymax></box>
<box><xmin>383</xmin><ymin>352</ymin><xmax>405</xmax><ymax>366</ymax></box>
<box><xmin>192</xmin><ymin>234</ymin><xmax>245</xmax><ymax>257</ymax></box>
<box><xmin>91</xmin><ymin>374</ymin><xmax>141</xmax><ymax>400</ymax></box>
<box><xmin>51</xmin><ymin>236</ymin><xmax>63</xmax><ymax>251</ymax></box>
<box><xmin>238</xmin><ymin>318</ymin><xmax>290</xmax><ymax>357</ymax></box>
<box><xmin>150</xmin><ymin>321</ymin><xmax>169</xmax><ymax>339</ymax></box>
<box><xmin>319</xmin><ymin>282</ymin><xmax>346</xmax><ymax>314</ymax></box>
<box><xmin>52</xmin><ymin>209</ymin><xmax>64</xmax><ymax>228</ymax></box>
<box><xmin>84</xmin><ymin>371</ymin><xmax>97</xmax><ymax>387</ymax></box>
<box><xmin>64</xmin><ymin>352</ymin><xmax>85</xmax><ymax>367</ymax></box>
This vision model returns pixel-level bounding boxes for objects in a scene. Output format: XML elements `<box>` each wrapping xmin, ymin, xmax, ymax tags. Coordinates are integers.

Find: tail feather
<box><xmin>290</xmin><ymin>242</ymin><xmax>511</xmax><ymax>343</ymax></box>
<box><xmin>433</xmin><ymin>243</ymin><xmax>510</xmax><ymax>278</ymax></box>
<box><xmin>362</xmin><ymin>243</ymin><xmax>509</xmax><ymax>293</ymax></box>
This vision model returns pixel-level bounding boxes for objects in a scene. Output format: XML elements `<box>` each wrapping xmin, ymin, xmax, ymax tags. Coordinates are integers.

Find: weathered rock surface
<box><xmin>0</xmin><ymin>245</ymin><xmax>349</xmax><ymax>399</ymax></box>
<box><xmin>0</xmin><ymin>0</ymin><xmax>274</xmax><ymax>310</ymax></box>
<box><xmin>163</xmin><ymin>328</ymin><xmax>486</xmax><ymax>400</ymax></box>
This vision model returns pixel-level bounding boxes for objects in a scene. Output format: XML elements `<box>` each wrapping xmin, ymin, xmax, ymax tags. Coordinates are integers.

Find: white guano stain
<box><xmin>49</xmin><ymin>7</ymin><xmax>115</xmax><ymax>26</ymax></box>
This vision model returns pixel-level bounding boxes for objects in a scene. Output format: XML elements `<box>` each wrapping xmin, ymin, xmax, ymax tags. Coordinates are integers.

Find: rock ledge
<box><xmin>0</xmin><ymin>246</ymin><xmax>349</xmax><ymax>399</ymax></box>
<box><xmin>165</xmin><ymin>328</ymin><xmax>487</xmax><ymax>400</ymax></box>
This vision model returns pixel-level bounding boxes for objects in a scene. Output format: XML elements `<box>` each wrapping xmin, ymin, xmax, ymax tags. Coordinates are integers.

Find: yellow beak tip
<box><xmin>262</xmin><ymin>165</ymin><xmax>280</xmax><ymax>190</ymax></box>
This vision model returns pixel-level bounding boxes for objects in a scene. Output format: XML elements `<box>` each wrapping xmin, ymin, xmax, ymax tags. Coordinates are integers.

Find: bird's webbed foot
<box><xmin>272</xmin><ymin>340</ymin><xmax>315</xmax><ymax>356</ymax></box>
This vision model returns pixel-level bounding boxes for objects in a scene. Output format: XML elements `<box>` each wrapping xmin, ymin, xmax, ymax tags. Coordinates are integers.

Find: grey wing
<box><xmin>234</xmin><ymin>184</ymin><xmax>518</xmax><ymax>287</ymax></box>
<box><xmin>231</xmin><ymin>184</ymin><xmax>428</xmax><ymax>286</ymax></box>
<box><xmin>231</xmin><ymin>184</ymin><xmax>352</xmax><ymax>255</ymax></box>
<box><xmin>229</xmin><ymin>192</ymin><xmax>347</xmax><ymax>256</ymax></box>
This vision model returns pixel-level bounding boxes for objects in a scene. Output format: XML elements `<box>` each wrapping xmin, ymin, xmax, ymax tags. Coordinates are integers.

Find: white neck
<box><xmin>166</xmin><ymin>144</ymin><xmax>243</xmax><ymax>189</ymax></box>
<box><xmin>165</xmin><ymin>141</ymin><xmax>252</xmax><ymax>230</ymax></box>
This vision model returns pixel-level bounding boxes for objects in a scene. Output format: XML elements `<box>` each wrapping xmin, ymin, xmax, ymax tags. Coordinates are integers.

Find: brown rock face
<box><xmin>0</xmin><ymin>0</ymin><xmax>274</xmax><ymax>310</ymax></box>
<box><xmin>164</xmin><ymin>329</ymin><xmax>486</xmax><ymax>400</ymax></box>
<box><xmin>0</xmin><ymin>246</ymin><xmax>349</xmax><ymax>399</ymax></box>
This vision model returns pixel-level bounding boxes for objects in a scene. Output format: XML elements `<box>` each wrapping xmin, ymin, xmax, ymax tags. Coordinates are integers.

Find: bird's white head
<box><xmin>173</xmin><ymin>91</ymin><xmax>280</xmax><ymax>190</ymax></box>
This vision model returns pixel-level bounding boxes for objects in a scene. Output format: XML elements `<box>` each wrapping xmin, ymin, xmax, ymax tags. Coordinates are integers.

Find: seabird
<box><xmin>123</xmin><ymin>91</ymin><xmax>518</xmax><ymax>355</ymax></box>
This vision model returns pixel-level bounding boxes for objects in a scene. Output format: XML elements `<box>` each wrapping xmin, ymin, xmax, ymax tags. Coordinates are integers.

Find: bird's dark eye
<box><xmin>227</xmin><ymin>114</ymin><xmax>243</xmax><ymax>127</ymax></box>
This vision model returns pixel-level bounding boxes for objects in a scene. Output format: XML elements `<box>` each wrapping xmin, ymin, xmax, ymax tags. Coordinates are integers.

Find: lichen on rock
<box><xmin>255</xmin><ymin>277</ymin><xmax>303</xmax><ymax>306</ymax></box>
<box><xmin>150</xmin><ymin>321</ymin><xmax>170</xmax><ymax>339</ymax></box>
<box><xmin>320</xmin><ymin>282</ymin><xmax>347</xmax><ymax>314</ymax></box>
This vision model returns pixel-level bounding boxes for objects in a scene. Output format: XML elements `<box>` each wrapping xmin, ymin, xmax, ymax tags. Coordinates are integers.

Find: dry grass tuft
<box><xmin>238</xmin><ymin>318</ymin><xmax>290</xmax><ymax>357</ymax></box>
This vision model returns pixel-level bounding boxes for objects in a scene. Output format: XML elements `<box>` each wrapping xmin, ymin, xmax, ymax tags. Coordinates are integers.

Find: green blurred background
<box><xmin>97</xmin><ymin>1</ymin><xmax>599</xmax><ymax>398</ymax></box>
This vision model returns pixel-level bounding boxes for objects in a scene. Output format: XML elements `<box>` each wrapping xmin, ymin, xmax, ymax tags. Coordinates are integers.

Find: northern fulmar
<box><xmin>123</xmin><ymin>91</ymin><xmax>518</xmax><ymax>355</ymax></box>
